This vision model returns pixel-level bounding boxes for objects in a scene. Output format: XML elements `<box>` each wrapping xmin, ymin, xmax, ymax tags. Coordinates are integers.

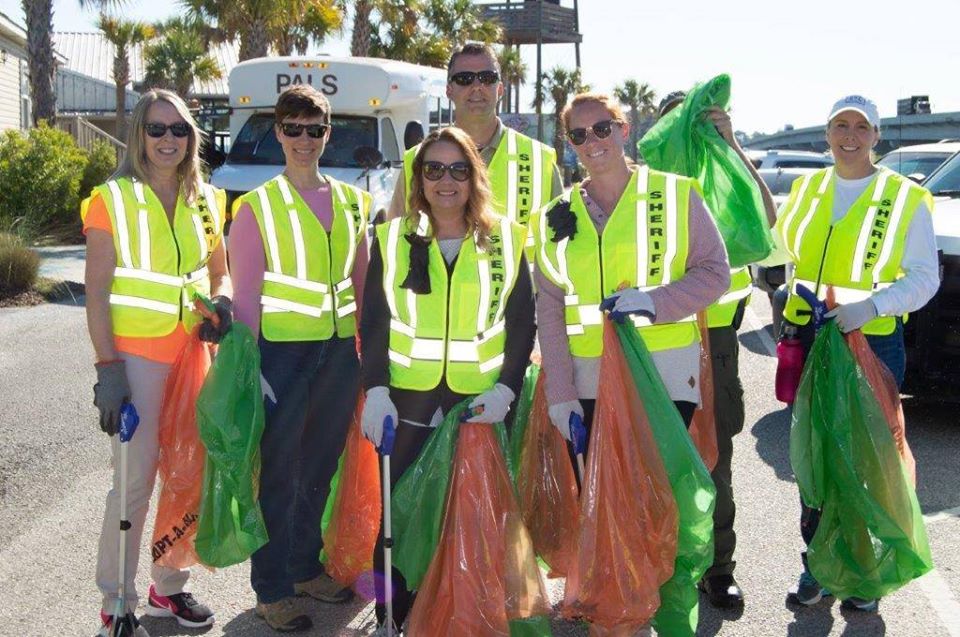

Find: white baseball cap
<box><xmin>828</xmin><ymin>95</ymin><xmax>880</xmax><ymax>128</ymax></box>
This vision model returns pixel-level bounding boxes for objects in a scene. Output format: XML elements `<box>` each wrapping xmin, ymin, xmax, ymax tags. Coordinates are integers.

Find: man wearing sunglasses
<box><xmin>388</xmin><ymin>43</ymin><xmax>562</xmax><ymax>261</ymax></box>
<box><xmin>656</xmin><ymin>91</ymin><xmax>777</xmax><ymax>612</ymax></box>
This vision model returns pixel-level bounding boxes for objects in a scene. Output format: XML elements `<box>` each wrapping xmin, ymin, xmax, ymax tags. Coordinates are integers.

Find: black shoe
<box><xmin>699</xmin><ymin>574</ymin><xmax>745</xmax><ymax>609</ymax></box>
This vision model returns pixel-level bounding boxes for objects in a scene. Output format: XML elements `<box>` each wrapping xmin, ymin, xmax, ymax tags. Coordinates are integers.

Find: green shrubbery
<box><xmin>0</xmin><ymin>124</ymin><xmax>117</xmax><ymax>243</ymax></box>
<box><xmin>0</xmin><ymin>232</ymin><xmax>39</xmax><ymax>296</ymax></box>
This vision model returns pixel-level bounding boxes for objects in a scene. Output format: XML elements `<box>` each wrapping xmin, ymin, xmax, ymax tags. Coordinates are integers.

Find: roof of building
<box><xmin>0</xmin><ymin>10</ymin><xmax>27</xmax><ymax>46</ymax></box>
<box><xmin>52</xmin><ymin>31</ymin><xmax>238</xmax><ymax>98</ymax></box>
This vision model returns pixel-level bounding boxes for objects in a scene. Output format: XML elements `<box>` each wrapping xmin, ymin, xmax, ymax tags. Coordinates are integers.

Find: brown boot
<box><xmin>294</xmin><ymin>572</ymin><xmax>353</xmax><ymax>603</ymax></box>
<box><xmin>255</xmin><ymin>598</ymin><xmax>312</xmax><ymax>633</ymax></box>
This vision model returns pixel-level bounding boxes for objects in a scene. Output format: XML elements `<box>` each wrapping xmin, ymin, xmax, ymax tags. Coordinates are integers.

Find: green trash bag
<box><xmin>194</xmin><ymin>323</ymin><xmax>269</xmax><ymax>567</ymax></box>
<box><xmin>790</xmin><ymin>322</ymin><xmax>933</xmax><ymax>600</ymax></box>
<box><xmin>616</xmin><ymin>323</ymin><xmax>716</xmax><ymax>637</ymax></box>
<box><xmin>508</xmin><ymin>364</ymin><xmax>542</xmax><ymax>483</ymax></box>
<box><xmin>392</xmin><ymin>401</ymin><xmax>470</xmax><ymax>589</ymax></box>
<box><xmin>638</xmin><ymin>74</ymin><xmax>773</xmax><ymax>268</ymax></box>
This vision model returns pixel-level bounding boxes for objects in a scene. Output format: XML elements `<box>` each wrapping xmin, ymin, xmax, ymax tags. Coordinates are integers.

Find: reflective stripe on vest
<box><xmin>778</xmin><ymin>167</ymin><xmax>927</xmax><ymax>335</ymax></box>
<box><xmin>533</xmin><ymin>167</ymin><xmax>698</xmax><ymax>355</ymax></box>
<box><xmin>377</xmin><ymin>212</ymin><xmax>526</xmax><ymax>393</ymax></box>
<box><xmin>245</xmin><ymin>174</ymin><xmax>368</xmax><ymax>341</ymax></box>
<box><xmin>91</xmin><ymin>177</ymin><xmax>220</xmax><ymax>337</ymax></box>
<box><xmin>706</xmin><ymin>266</ymin><xmax>753</xmax><ymax>328</ymax></box>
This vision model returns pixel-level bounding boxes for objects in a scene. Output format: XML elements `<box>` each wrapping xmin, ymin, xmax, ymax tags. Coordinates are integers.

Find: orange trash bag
<box><xmin>845</xmin><ymin>331</ymin><xmax>916</xmax><ymax>485</ymax></box>
<box><xmin>321</xmin><ymin>393</ymin><xmax>382</xmax><ymax>587</ymax></box>
<box><xmin>563</xmin><ymin>322</ymin><xmax>679</xmax><ymax>632</ymax></box>
<box><xmin>516</xmin><ymin>371</ymin><xmax>580</xmax><ymax>578</ymax></box>
<box><xmin>152</xmin><ymin>331</ymin><xmax>210</xmax><ymax>569</ymax></box>
<box><xmin>406</xmin><ymin>423</ymin><xmax>551</xmax><ymax>637</ymax></box>
<box><xmin>688</xmin><ymin>311</ymin><xmax>719</xmax><ymax>472</ymax></box>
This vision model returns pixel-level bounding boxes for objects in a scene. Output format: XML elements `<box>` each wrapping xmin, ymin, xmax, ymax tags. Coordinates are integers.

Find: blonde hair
<box><xmin>561</xmin><ymin>92</ymin><xmax>627</xmax><ymax>133</ymax></box>
<box><xmin>115</xmin><ymin>89</ymin><xmax>204</xmax><ymax>204</ymax></box>
<box><xmin>407</xmin><ymin>127</ymin><xmax>496</xmax><ymax>249</ymax></box>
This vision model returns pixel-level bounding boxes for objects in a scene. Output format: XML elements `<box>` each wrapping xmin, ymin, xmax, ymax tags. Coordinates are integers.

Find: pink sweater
<box><xmin>229</xmin><ymin>183</ymin><xmax>369</xmax><ymax>341</ymax></box>
<box><xmin>536</xmin><ymin>177</ymin><xmax>730</xmax><ymax>405</ymax></box>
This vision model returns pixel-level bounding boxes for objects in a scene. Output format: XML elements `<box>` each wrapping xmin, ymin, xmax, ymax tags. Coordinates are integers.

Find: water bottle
<box><xmin>775</xmin><ymin>324</ymin><xmax>804</xmax><ymax>403</ymax></box>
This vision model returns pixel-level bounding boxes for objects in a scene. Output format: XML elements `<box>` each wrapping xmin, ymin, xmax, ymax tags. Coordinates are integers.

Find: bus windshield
<box><xmin>227</xmin><ymin>113</ymin><xmax>379</xmax><ymax>168</ymax></box>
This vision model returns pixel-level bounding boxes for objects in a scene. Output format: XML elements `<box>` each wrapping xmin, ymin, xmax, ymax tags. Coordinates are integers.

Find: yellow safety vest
<box><xmin>706</xmin><ymin>266</ymin><xmax>753</xmax><ymax>328</ymax></box>
<box><xmin>82</xmin><ymin>177</ymin><xmax>224</xmax><ymax>337</ymax></box>
<box><xmin>240</xmin><ymin>174</ymin><xmax>370</xmax><ymax>342</ymax></box>
<box><xmin>403</xmin><ymin>127</ymin><xmax>556</xmax><ymax>261</ymax></box>
<box><xmin>532</xmin><ymin>167</ymin><xmax>699</xmax><ymax>355</ymax></box>
<box><xmin>376</xmin><ymin>213</ymin><xmax>527</xmax><ymax>394</ymax></box>
<box><xmin>776</xmin><ymin>166</ymin><xmax>932</xmax><ymax>335</ymax></box>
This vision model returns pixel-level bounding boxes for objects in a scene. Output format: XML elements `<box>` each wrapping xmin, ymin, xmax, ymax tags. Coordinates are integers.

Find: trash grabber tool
<box><xmin>109</xmin><ymin>403</ymin><xmax>141</xmax><ymax>637</ymax></box>
<box><xmin>570</xmin><ymin>411</ymin><xmax>587</xmax><ymax>484</ymax></box>
<box><xmin>378</xmin><ymin>415</ymin><xmax>397</xmax><ymax>637</ymax></box>
<box><xmin>795</xmin><ymin>283</ymin><xmax>829</xmax><ymax>331</ymax></box>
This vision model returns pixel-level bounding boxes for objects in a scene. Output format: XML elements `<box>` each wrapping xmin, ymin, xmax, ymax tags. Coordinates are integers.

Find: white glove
<box><xmin>825</xmin><ymin>299</ymin><xmax>877</xmax><ymax>333</ymax></box>
<box><xmin>467</xmin><ymin>383</ymin><xmax>515</xmax><ymax>423</ymax></box>
<box><xmin>600</xmin><ymin>288</ymin><xmax>656</xmax><ymax>322</ymax></box>
<box><xmin>548</xmin><ymin>399</ymin><xmax>584</xmax><ymax>441</ymax></box>
<box><xmin>260</xmin><ymin>373</ymin><xmax>277</xmax><ymax>405</ymax></box>
<box><xmin>361</xmin><ymin>386</ymin><xmax>398</xmax><ymax>447</ymax></box>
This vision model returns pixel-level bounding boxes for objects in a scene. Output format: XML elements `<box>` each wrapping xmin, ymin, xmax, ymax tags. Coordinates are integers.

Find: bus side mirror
<box><xmin>404</xmin><ymin>121</ymin><xmax>425</xmax><ymax>150</ymax></box>
<box><xmin>354</xmin><ymin>145</ymin><xmax>384</xmax><ymax>170</ymax></box>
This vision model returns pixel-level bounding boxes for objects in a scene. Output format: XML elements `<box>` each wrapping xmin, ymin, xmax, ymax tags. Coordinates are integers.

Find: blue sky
<box><xmin>4</xmin><ymin>0</ymin><xmax>959</xmax><ymax>135</ymax></box>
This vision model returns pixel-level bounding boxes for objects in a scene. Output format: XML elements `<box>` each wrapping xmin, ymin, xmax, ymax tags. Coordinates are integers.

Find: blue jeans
<box><xmin>250</xmin><ymin>335</ymin><xmax>360</xmax><ymax>603</ymax></box>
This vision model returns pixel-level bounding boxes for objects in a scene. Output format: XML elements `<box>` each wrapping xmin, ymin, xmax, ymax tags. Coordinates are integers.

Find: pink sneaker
<box><xmin>145</xmin><ymin>584</ymin><xmax>215</xmax><ymax>628</ymax></box>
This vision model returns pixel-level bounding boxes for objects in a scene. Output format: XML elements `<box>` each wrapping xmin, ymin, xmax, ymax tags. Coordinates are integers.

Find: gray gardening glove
<box><xmin>93</xmin><ymin>360</ymin><xmax>131</xmax><ymax>436</ymax></box>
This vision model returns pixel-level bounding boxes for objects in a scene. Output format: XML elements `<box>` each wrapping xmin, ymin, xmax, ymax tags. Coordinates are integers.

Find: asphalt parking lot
<box><xmin>0</xmin><ymin>290</ymin><xmax>957</xmax><ymax>636</ymax></box>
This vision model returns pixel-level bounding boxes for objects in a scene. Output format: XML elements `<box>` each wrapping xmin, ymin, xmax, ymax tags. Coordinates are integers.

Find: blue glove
<box><xmin>599</xmin><ymin>288</ymin><xmax>656</xmax><ymax>324</ymax></box>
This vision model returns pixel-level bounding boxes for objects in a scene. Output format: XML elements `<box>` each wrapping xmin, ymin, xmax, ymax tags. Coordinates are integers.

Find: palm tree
<box><xmin>182</xmin><ymin>0</ymin><xmax>344</xmax><ymax>61</ymax></box>
<box><xmin>142</xmin><ymin>18</ymin><xmax>222</xmax><ymax>99</ymax></box>
<box><xmin>534</xmin><ymin>66</ymin><xmax>589</xmax><ymax>168</ymax></box>
<box><xmin>97</xmin><ymin>14</ymin><xmax>155</xmax><ymax>139</ymax></box>
<box><xmin>613</xmin><ymin>80</ymin><xmax>656</xmax><ymax>161</ymax></box>
<box><xmin>497</xmin><ymin>45</ymin><xmax>526</xmax><ymax>114</ymax></box>
<box><xmin>23</xmin><ymin>0</ymin><xmax>119</xmax><ymax>125</ymax></box>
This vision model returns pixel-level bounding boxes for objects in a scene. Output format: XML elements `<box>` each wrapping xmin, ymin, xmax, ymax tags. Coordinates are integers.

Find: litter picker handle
<box><xmin>794</xmin><ymin>284</ymin><xmax>828</xmax><ymax>329</ymax></box>
<box><xmin>570</xmin><ymin>411</ymin><xmax>587</xmax><ymax>456</ymax></box>
<box><xmin>118</xmin><ymin>403</ymin><xmax>140</xmax><ymax>444</ymax></box>
<box><xmin>379</xmin><ymin>415</ymin><xmax>396</xmax><ymax>456</ymax></box>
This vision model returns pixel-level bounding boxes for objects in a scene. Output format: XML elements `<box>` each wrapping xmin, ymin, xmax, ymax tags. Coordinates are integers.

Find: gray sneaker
<box><xmin>841</xmin><ymin>597</ymin><xmax>879</xmax><ymax>612</ymax></box>
<box><xmin>790</xmin><ymin>571</ymin><xmax>833</xmax><ymax>605</ymax></box>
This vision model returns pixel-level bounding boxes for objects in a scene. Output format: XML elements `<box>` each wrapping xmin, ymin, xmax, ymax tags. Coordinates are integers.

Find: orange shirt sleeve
<box><xmin>82</xmin><ymin>194</ymin><xmax>113</xmax><ymax>235</ymax></box>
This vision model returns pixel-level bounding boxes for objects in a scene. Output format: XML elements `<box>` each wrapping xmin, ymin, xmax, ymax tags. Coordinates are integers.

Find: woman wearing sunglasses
<box><xmin>360</xmin><ymin>126</ymin><xmax>536</xmax><ymax>634</ymax></box>
<box><xmin>532</xmin><ymin>92</ymin><xmax>729</xmax><ymax>633</ymax></box>
<box><xmin>83</xmin><ymin>89</ymin><xmax>228</xmax><ymax>636</ymax></box>
<box><xmin>229</xmin><ymin>84</ymin><xmax>372</xmax><ymax>632</ymax></box>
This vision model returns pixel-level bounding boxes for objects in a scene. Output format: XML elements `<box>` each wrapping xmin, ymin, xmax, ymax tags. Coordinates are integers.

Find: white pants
<box><xmin>96</xmin><ymin>353</ymin><xmax>190</xmax><ymax>613</ymax></box>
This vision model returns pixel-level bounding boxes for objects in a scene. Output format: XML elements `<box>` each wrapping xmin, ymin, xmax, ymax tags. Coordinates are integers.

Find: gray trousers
<box><xmin>96</xmin><ymin>353</ymin><xmax>190</xmax><ymax>613</ymax></box>
<box><xmin>704</xmin><ymin>325</ymin><xmax>745</xmax><ymax>579</ymax></box>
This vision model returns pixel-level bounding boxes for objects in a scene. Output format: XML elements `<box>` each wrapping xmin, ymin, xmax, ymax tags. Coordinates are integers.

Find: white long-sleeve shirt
<box><xmin>832</xmin><ymin>173</ymin><xmax>940</xmax><ymax>316</ymax></box>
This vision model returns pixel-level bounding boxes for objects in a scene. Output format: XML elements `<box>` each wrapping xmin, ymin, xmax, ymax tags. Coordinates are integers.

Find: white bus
<box><xmin>211</xmin><ymin>55</ymin><xmax>451</xmax><ymax>223</ymax></box>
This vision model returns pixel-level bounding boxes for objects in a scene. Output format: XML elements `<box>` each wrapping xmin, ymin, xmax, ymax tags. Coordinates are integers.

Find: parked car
<box><xmin>746</xmin><ymin>148</ymin><xmax>834</xmax><ymax>172</ymax></box>
<box><xmin>877</xmin><ymin>141</ymin><xmax>960</xmax><ymax>183</ymax></box>
<box><xmin>899</xmin><ymin>150</ymin><xmax>960</xmax><ymax>398</ymax></box>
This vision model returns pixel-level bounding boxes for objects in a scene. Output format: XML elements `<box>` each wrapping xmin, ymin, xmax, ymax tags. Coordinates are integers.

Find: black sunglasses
<box><xmin>279</xmin><ymin>122</ymin><xmax>329</xmax><ymax>138</ymax></box>
<box><xmin>566</xmin><ymin>119</ymin><xmax>621</xmax><ymax>146</ymax></box>
<box><xmin>448</xmin><ymin>70</ymin><xmax>500</xmax><ymax>87</ymax></box>
<box><xmin>423</xmin><ymin>161</ymin><xmax>471</xmax><ymax>182</ymax></box>
<box><xmin>145</xmin><ymin>122</ymin><xmax>191</xmax><ymax>138</ymax></box>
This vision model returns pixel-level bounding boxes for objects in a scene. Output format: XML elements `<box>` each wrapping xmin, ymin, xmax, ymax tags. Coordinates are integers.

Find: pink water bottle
<box><xmin>775</xmin><ymin>324</ymin><xmax>804</xmax><ymax>403</ymax></box>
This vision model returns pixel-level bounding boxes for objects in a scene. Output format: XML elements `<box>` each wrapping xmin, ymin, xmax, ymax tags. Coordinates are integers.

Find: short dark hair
<box><xmin>275</xmin><ymin>84</ymin><xmax>331</xmax><ymax>124</ymax></box>
<box><xmin>447</xmin><ymin>42</ymin><xmax>500</xmax><ymax>76</ymax></box>
<box><xmin>658</xmin><ymin>90</ymin><xmax>687</xmax><ymax>118</ymax></box>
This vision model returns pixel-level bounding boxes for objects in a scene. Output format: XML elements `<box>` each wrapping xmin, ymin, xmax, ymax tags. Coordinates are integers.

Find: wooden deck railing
<box><xmin>56</xmin><ymin>115</ymin><xmax>127</xmax><ymax>165</ymax></box>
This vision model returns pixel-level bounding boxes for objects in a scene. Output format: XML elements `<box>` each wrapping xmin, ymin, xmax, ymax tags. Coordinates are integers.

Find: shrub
<box><xmin>0</xmin><ymin>232</ymin><xmax>40</xmax><ymax>296</ymax></box>
<box><xmin>80</xmin><ymin>140</ymin><xmax>118</xmax><ymax>201</ymax></box>
<box><xmin>0</xmin><ymin>124</ymin><xmax>87</xmax><ymax>241</ymax></box>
